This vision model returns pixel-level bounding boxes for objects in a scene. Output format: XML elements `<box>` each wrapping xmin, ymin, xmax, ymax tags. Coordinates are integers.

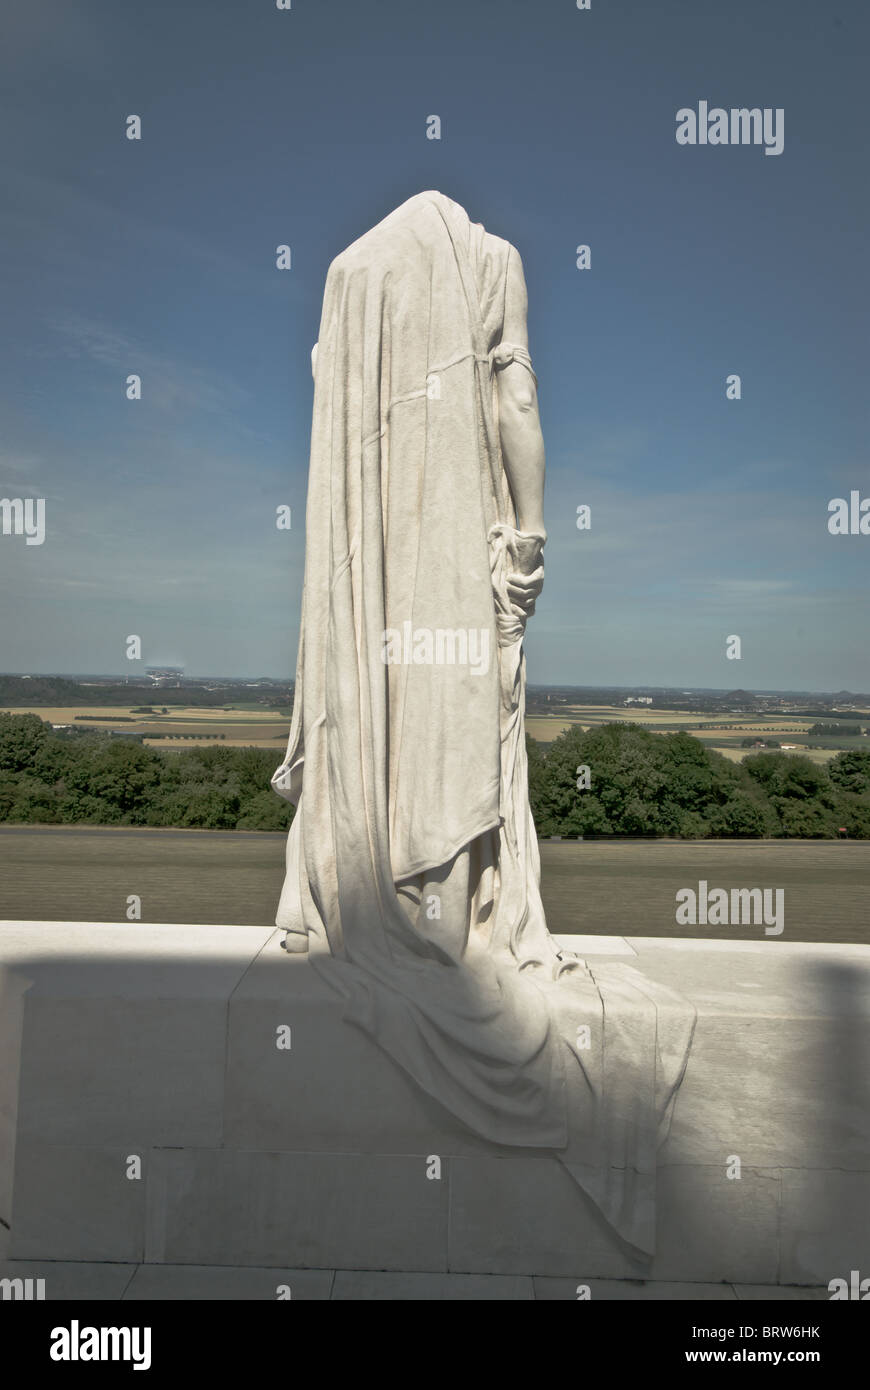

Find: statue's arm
<box><xmin>496</xmin><ymin>249</ymin><xmax>546</xmax><ymax>541</ymax></box>
<box><xmin>495</xmin><ymin>248</ymin><xmax>546</xmax><ymax>615</ymax></box>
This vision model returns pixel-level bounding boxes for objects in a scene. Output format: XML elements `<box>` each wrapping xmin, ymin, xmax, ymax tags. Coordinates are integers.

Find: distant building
<box><xmin>145</xmin><ymin>666</ymin><xmax>184</xmax><ymax>688</ymax></box>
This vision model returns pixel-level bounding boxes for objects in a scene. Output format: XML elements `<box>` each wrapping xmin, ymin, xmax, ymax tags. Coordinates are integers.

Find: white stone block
<box><xmin>447</xmin><ymin>1155</ymin><xmax>644</xmax><ymax>1278</ymax></box>
<box><xmin>652</xmin><ymin>1165</ymin><xmax>780</xmax><ymax>1284</ymax></box>
<box><xmin>779</xmin><ymin>1169</ymin><xmax>870</xmax><ymax>1286</ymax></box>
<box><xmin>10</xmin><ymin>1142</ymin><xmax>146</xmax><ymax>1262</ymax></box>
<box><xmin>3</xmin><ymin>922</ymin><xmax>270</xmax><ymax>1150</ymax></box>
<box><xmin>145</xmin><ymin>1148</ymin><xmax>449</xmax><ymax>1271</ymax></box>
<box><xmin>18</xmin><ymin>998</ymin><xmax>229</xmax><ymax>1148</ymax></box>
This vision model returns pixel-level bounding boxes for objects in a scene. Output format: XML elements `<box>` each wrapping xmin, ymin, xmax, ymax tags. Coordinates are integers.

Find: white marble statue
<box><xmin>272</xmin><ymin>191</ymin><xmax>695</xmax><ymax>1256</ymax></box>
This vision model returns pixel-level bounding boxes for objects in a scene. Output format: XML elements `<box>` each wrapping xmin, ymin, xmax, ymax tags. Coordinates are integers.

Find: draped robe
<box><xmin>272</xmin><ymin>191</ymin><xmax>695</xmax><ymax>1256</ymax></box>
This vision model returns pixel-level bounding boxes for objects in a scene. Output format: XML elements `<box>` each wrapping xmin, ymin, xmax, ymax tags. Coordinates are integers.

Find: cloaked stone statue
<box><xmin>272</xmin><ymin>191</ymin><xmax>695</xmax><ymax>1256</ymax></box>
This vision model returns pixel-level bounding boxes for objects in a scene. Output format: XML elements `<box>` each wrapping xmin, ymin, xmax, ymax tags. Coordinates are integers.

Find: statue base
<box><xmin>1</xmin><ymin>923</ymin><xmax>868</xmax><ymax>1285</ymax></box>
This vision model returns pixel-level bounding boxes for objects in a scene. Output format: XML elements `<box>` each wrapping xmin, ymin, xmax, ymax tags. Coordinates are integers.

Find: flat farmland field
<box><xmin>523</xmin><ymin>704</ymin><xmax>869</xmax><ymax>765</ymax></box>
<box><xmin>1</xmin><ymin>704</ymin><xmax>291</xmax><ymax>749</ymax></box>
<box><xmin>142</xmin><ymin>731</ymin><xmax>288</xmax><ymax>749</ymax></box>
<box><xmin>6</xmin><ymin>702</ymin><xmax>868</xmax><ymax>761</ymax></box>
<box><xmin>525</xmin><ymin>717</ymin><xmax>575</xmax><ymax>740</ymax></box>
<box><xmin>1</xmin><ymin>826</ymin><xmax>867</xmax><ymax>946</ymax></box>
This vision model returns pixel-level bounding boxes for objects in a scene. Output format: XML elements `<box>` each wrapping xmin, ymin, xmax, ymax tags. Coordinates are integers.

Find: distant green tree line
<box><xmin>0</xmin><ymin>714</ymin><xmax>293</xmax><ymax>831</ymax></box>
<box><xmin>806</xmin><ymin>722</ymin><xmax>864</xmax><ymax>738</ymax></box>
<box><xmin>3</xmin><ymin>713</ymin><xmax>870</xmax><ymax>838</ymax></box>
<box><xmin>527</xmin><ymin>723</ymin><xmax>870</xmax><ymax>838</ymax></box>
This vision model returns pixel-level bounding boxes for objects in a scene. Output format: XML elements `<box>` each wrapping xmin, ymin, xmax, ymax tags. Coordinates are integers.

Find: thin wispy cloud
<box><xmin>47</xmin><ymin>313</ymin><xmax>253</xmax><ymax>418</ymax></box>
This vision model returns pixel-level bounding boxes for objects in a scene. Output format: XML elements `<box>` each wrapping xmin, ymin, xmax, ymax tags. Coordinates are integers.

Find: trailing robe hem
<box><xmin>271</xmin><ymin>190</ymin><xmax>696</xmax><ymax>1256</ymax></box>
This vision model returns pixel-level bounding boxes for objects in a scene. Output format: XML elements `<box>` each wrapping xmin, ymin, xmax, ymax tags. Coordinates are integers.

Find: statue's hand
<box><xmin>506</xmin><ymin>564</ymin><xmax>544</xmax><ymax>618</ymax></box>
<box><xmin>489</xmin><ymin>524</ymin><xmax>545</xmax><ymax>625</ymax></box>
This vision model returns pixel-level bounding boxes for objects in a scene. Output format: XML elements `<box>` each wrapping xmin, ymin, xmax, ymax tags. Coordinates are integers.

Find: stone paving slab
<box><xmin>332</xmin><ymin>1270</ymin><xmax>535</xmax><ymax>1299</ymax></box>
<box><xmin>122</xmin><ymin>1264</ymin><xmax>334</xmax><ymax>1300</ymax></box>
<box><xmin>533</xmin><ymin>1277</ymin><xmax>738</xmax><ymax>1300</ymax></box>
<box><xmin>733</xmin><ymin>1283</ymin><xmax>831</xmax><ymax>1300</ymax></box>
<box><xmin>0</xmin><ymin>1260</ymin><xmax>136</xmax><ymax>1299</ymax></box>
<box><xmin>0</xmin><ymin>1258</ymin><xmax>832</xmax><ymax>1300</ymax></box>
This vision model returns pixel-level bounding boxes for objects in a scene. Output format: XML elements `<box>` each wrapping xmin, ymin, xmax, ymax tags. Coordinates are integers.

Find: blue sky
<box><xmin>1</xmin><ymin>0</ymin><xmax>867</xmax><ymax>690</ymax></box>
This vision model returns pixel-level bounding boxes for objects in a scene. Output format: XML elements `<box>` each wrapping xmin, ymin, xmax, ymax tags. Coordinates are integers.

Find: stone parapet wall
<box><xmin>1</xmin><ymin>924</ymin><xmax>868</xmax><ymax>1285</ymax></box>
